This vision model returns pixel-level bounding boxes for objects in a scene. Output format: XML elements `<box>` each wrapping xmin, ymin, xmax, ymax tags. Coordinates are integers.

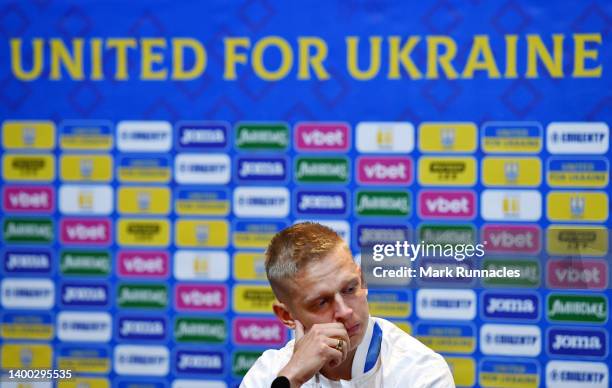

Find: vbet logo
<box><xmin>546</xmin><ymin>360</ymin><xmax>609</xmax><ymax>388</ymax></box>
<box><xmin>2</xmin><ymin>186</ymin><xmax>54</xmax><ymax>213</ymax></box>
<box><xmin>176</xmin><ymin>121</ymin><xmax>228</xmax><ymax>149</ymax></box>
<box><xmin>175</xmin><ymin>284</ymin><xmax>227</xmax><ymax>312</ymax></box>
<box><xmin>118</xmin><ymin>250</ymin><xmax>169</xmax><ymax>278</ymax></box>
<box><xmin>418</xmin><ymin>190</ymin><xmax>475</xmax><ymax>219</ymax></box>
<box><xmin>233</xmin><ymin>317</ymin><xmax>287</xmax><ymax>347</ymax></box>
<box><xmin>548</xmin><ymin>327</ymin><xmax>607</xmax><ymax>357</ymax></box>
<box><xmin>481</xmin><ymin>224</ymin><xmax>541</xmax><ymax>254</ymax></box>
<box><xmin>482</xmin><ymin>292</ymin><xmax>539</xmax><ymax>320</ymax></box>
<box><xmin>547</xmin><ymin>259</ymin><xmax>607</xmax><ymax>290</ymax></box>
<box><xmin>295</xmin><ymin>122</ymin><xmax>350</xmax><ymax>152</ymax></box>
<box><xmin>356</xmin><ymin>156</ymin><xmax>412</xmax><ymax>185</ymax></box>
<box><xmin>60</xmin><ymin>218</ymin><xmax>111</xmax><ymax>245</ymax></box>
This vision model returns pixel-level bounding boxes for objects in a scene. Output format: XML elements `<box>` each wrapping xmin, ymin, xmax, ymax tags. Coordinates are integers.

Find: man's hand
<box><xmin>277</xmin><ymin>321</ymin><xmax>350</xmax><ymax>387</ymax></box>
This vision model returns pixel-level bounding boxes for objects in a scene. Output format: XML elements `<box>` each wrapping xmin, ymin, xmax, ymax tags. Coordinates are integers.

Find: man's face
<box><xmin>285</xmin><ymin>244</ymin><xmax>369</xmax><ymax>351</ymax></box>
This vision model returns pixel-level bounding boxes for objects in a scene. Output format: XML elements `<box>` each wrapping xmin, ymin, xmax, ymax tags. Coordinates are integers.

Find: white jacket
<box><xmin>240</xmin><ymin>316</ymin><xmax>455</xmax><ymax>388</ymax></box>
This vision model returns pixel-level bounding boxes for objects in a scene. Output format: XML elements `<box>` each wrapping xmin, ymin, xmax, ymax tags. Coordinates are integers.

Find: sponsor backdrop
<box><xmin>0</xmin><ymin>1</ymin><xmax>611</xmax><ymax>387</ymax></box>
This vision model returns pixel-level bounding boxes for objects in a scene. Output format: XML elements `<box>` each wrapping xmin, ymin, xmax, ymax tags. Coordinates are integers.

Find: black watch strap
<box><xmin>271</xmin><ymin>375</ymin><xmax>290</xmax><ymax>388</ymax></box>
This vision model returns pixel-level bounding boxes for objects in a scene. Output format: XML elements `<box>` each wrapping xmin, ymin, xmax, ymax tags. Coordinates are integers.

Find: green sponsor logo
<box><xmin>548</xmin><ymin>294</ymin><xmax>607</xmax><ymax>323</ymax></box>
<box><xmin>117</xmin><ymin>284</ymin><xmax>167</xmax><ymax>308</ymax></box>
<box><xmin>356</xmin><ymin>191</ymin><xmax>410</xmax><ymax>216</ymax></box>
<box><xmin>482</xmin><ymin>259</ymin><xmax>540</xmax><ymax>287</ymax></box>
<box><xmin>174</xmin><ymin>317</ymin><xmax>227</xmax><ymax>343</ymax></box>
<box><xmin>419</xmin><ymin>224</ymin><xmax>475</xmax><ymax>245</ymax></box>
<box><xmin>61</xmin><ymin>250</ymin><xmax>110</xmax><ymax>276</ymax></box>
<box><xmin>295</xmin><ymin>157</ymin><xmax>349</xmax><ymax>183</ymax></box>
<box><xmin>3</xmin><ymin>218</ymin><xmax>54</xmax><ymax>243</ymax></box>
<box><xmin>232</xmin><ymin>351</ymin><xmax>263</xmax><ymax>376</ymax></box>
<box><xmin>235</xmin><ymin>123</ymin><xmax>288</xmax><ymax>150</ymax></box>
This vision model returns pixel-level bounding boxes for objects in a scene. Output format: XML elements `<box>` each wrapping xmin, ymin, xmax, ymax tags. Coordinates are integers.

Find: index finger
<box><xmin>294</xmin><ymin>319</ymin><xmax>304</xmax><ymax>340</ymax></box>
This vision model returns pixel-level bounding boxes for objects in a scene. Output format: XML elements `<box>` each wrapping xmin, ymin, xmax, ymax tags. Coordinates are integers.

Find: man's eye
<box><xmin>318</xmin><ymin>299</ymin><xmax>327</xmax><ymax>307</ymax></box>
<box><xmin>344</xmin><ymin>287</ymin><xmax>355</xmax><ymax>294</ymax></box>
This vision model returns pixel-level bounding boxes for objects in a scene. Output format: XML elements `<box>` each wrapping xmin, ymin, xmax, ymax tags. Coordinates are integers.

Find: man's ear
<box><xmin>273</xmin><ymin>300</ymin><xmax>296</xmax><ymax>329</ymax></box>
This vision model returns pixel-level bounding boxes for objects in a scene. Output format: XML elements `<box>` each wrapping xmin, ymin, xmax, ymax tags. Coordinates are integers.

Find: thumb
<box><xmin>294</xmin><ymin>320</ymin><xmax>304</xmax><ymax>340</ymax></box>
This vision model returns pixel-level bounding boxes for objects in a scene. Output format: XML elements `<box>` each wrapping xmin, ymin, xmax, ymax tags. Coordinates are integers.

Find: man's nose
<box><xmin>333</xmin><ymin>293</ymin><xmax>353</xmax><ymax>320</ymax></box>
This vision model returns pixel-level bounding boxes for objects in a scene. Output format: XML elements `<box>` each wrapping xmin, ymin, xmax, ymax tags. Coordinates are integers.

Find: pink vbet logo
<box><xmin>295</xmin><ymin>122</ymin><xmax>350</xmax><ymax>151</ymax></box>
<box><xmin>418</xmin><ymin>190</ymin><xmax>476</xmax><ymax>219</ymax></box>
<box><xmin>60</xmin><ymin>218</ymin><xmax>111</xmax><ymax>245</ymax></box>
<box><xmin>175</xmin><ymin>284</ymin><xmax>227</xmax><ymax>312</ymax></box>
<box><xmin>118</xmin><ymin>251</ymin><xmax>169</xmax><ymax>278</ymax></box>
<box><xmin>482</xmin><ymin>225</ymin><xmax>541</xmax><ymax>254</ymax></box>
<box><xmin>357</xmin><ymin>157</ymin><xmax>412</xmax><ymax>185</ymax></box>
<box><xmin>233</xmin><ymin>317</ymin><xmax>287</xmax><ymax>346</ymax></box>
<box><xmin>3</xmin><ymin>186</ymin><xmax>54</xmax><ymax>213</ymax></box>
<box><xmin>547</xmin><ymin>259</ymin><xmax>607</xmax><ymax>290</ymax></box>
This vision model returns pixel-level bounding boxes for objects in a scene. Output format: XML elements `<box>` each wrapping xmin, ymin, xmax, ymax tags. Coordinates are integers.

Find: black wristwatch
<box><xmin>271</xmin><ymin>376</ymin><xmax>290</xmax><ymax>388</ymax></box>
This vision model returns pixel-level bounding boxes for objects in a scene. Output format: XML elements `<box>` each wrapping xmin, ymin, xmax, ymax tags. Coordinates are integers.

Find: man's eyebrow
<box><xmin>302</xmin><ymin>276</ymin><xmax>360</xmax><ymax>304</ymax></box>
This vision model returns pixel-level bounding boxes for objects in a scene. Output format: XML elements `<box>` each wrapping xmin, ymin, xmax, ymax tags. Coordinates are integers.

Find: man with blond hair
<box><xmin>241</xmin><ymin>222</ymin><xmax>455</xmax><ymax>388</ymax></box>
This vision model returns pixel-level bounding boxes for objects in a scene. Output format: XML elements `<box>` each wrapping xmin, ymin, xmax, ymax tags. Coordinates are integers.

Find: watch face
<box><xmin>271</xmin><ymin>376</ymin><xmax>291</xmax><ymax>388</ymax></box>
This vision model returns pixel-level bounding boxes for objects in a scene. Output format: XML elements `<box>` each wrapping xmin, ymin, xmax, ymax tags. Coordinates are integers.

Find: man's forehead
<box><xmin>292</xmin><ymin>252</ymin><xmax>358</xmax><ymax>296</ymax></box>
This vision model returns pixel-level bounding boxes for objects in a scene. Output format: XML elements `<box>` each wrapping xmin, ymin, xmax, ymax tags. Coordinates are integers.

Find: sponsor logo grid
<box><xmin>0</xmin><ymin>120</ymin><xmax>610</xmax><ymax>386</ymax></box>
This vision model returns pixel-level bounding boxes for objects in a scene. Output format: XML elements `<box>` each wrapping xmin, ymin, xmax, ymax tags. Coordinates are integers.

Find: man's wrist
<box><xmin>271</xmin><ymin>376</ymin><xmax>290</xmax><ymax>388</ymax></box>
<box><xmin>277</xmin><ymin>365</ymin><xmax>303</xmax><ymax>387</ymax></box>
